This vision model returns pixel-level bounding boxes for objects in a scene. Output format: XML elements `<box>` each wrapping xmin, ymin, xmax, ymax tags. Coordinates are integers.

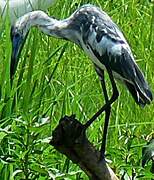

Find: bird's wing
<box><xmin>81</xmin><ymin>17</ymin><xmax>152</xmax><ymax>105</ymax></box>
<box><xmin>81</xmin><ymin>17</ymin><xmax>136</xmax><ymax>83</ymax></box>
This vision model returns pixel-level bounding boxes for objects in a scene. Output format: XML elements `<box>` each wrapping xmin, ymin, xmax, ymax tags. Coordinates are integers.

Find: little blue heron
<box><xmin>10</xmin><ymin>4</ymin><xmax>153</xmax><ymax>158</ymax></box>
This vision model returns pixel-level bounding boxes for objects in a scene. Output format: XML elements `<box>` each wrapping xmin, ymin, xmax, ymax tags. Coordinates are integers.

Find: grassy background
<box><xmin>0</xmin><ymin>0</ymin><xmax>154</xmax><ymax>179</ymax></box>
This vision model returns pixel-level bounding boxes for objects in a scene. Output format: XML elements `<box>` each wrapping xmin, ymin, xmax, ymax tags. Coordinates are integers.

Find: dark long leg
<box><xmin>94</xmin><ymin>66</ymin><xmax>111</xmax><ymax>159</ymax></box>
<box><xmin>83</xmin><ymin>66</ymin><xmax>119</xmax><ymax>147</ymax></box>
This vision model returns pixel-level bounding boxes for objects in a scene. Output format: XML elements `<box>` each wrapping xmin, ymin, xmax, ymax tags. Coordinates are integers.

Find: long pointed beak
<box><xmin>10</xmin><ymin>32</ymin><xmax>25</xmax><ymax>81</ymax></box>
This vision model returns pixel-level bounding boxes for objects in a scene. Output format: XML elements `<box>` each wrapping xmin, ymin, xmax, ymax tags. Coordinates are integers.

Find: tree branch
<box><xmin>50</xmin><ymin>115</ymin><xmax>119</xmax><ymax>180</ymax></box>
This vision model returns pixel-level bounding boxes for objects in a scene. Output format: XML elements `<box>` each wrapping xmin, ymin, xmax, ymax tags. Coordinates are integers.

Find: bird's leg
<box><xmin>83</xmin><ymin>66</ymin><xmax>119</xmax><ymax>158</ymax></box>
<box><xmin>94</xmin><ymin>67</ymin><xmax>111</xmax><ymax>159</ymax></box>
<box><xmin>83</xmin><ymin>66</ymin><xmax>119</xmax><ymax>128</ymax></box>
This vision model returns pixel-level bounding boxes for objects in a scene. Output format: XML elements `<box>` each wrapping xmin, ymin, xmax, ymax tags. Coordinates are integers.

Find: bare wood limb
<box><xmin>50</xmin><ymin>115</ymin><xmax>119</xmax><ymax>180</ymax></box>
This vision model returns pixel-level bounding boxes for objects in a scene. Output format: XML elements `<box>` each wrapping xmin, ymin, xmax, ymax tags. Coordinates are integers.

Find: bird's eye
<box><xmin>14</xmin><ymin>33</ymin><xmax>20</xmax><ymax>38</ymax></box>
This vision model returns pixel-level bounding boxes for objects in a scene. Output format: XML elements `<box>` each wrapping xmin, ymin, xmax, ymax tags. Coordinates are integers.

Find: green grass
<box><xmin>0</xmin><ymin>0</ymin><xmax>154</xmax><ymax>179</ymax></box>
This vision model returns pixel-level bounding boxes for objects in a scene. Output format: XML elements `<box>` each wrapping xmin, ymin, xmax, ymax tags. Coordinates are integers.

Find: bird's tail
<box><xmin>125</xmin><ymin>64</ymin><xmax>153</xmax><ymax>107</ymax></box>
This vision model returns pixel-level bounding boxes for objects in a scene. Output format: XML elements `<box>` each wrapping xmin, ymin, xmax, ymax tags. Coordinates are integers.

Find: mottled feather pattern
<box><xmin>11</xmin><ymin>4</ymin><xmax>152</xmax><ymax>106</ymax></box>
<box><xmin>69</xmin><ymin>5</ymin><xmax>152</xmax><ymax>105</ymax></box>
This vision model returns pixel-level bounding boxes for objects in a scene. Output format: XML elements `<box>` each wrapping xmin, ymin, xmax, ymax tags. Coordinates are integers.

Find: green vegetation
<box><xmin>0</xmin><ymin>0</ymin><xmax>154</xmax><ymax>179</ymax></box>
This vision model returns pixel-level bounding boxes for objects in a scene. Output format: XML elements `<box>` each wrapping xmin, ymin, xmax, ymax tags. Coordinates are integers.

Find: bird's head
<box><xmin>10</xmin><ymin>10</ymin><xmax>57</xmax><ymax>82</ymax></box>
<box><xmin>10</xmin><ymin>19</ymin><xmax>29</xmax><ymax>81</ymax></box>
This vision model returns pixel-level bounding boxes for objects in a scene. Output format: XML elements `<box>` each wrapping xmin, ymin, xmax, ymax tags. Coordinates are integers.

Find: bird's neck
<box><xmin>19</xmin><ymin>11</ymin><xmax>79</xmax><ymax>42</ymax></box>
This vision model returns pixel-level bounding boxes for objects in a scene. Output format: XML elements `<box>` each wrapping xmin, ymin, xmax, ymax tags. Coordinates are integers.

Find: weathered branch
<box><xmin>50</xmin><ymin>115</ymin><xmax>119</xmax><ymax>180</ymax></box>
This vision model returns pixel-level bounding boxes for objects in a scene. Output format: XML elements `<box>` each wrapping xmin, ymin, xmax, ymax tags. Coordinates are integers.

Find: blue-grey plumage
<box><xmin>10</xmin><ymin>4</ymin><xmax>153</xmax><ymax>106</ymax></box>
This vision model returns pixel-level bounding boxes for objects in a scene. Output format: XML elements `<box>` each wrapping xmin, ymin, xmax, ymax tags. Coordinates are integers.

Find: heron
<box><xmin>0</xmin><ymin>0</ymin><xmax>56</xmax><ymax>24</ymax></box>
<box><xmin>10</xmin><ymin>4</ymin><xmax>153</xmax><ymax>158</ymax></box>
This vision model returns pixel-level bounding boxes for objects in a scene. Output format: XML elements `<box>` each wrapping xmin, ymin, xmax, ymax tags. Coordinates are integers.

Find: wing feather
<box><xmin>82</xmin><ymin>25</ymin><xmax>152</xmax><ymax>105</ymax></box>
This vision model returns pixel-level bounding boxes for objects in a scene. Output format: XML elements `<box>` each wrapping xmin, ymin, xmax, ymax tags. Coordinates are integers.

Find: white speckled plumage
<box><xmin>11</xmin><ymin>4</ymin><xmax>153</xmax><ymax>106</ymax></box>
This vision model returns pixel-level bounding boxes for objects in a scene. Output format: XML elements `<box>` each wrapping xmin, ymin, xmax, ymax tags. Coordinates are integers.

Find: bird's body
<box><xmin>17</xmin><ymin>4</ymin><xmax>151</xmax><ymax>106</ymax></box>
<box><xmin>10</xmin><ymin>4</ymin><xmax>153</xmax><ymax>157</ymax></box>
<box><xmin>0</xmin><ymin>0</ymin><xmax>55</xmax><ymax>24</ymax></box>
